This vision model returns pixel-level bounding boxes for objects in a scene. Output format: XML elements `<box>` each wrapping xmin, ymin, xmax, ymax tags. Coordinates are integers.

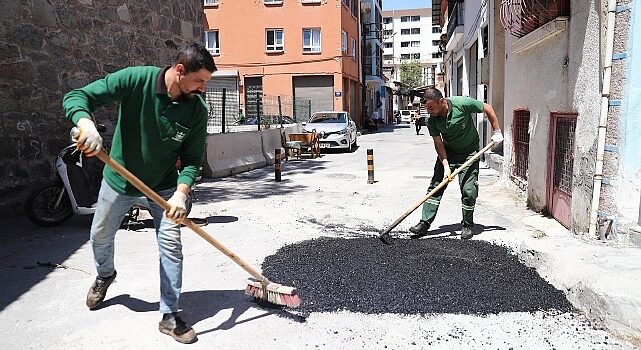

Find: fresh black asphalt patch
<box><xmin>261</xmin><ymin>237</ymin><xmax>573</xmax><ymax>315</ymax></box>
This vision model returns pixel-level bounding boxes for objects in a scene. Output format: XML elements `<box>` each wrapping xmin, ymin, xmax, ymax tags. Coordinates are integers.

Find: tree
<box><xmin>399</xmin><ymin>60</ymin><xmax>422</xmax><ymax>89</ymax></box>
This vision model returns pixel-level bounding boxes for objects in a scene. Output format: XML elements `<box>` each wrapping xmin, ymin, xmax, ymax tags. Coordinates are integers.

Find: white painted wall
<box><xmin>502</xmin><ymin>0</ymin><xmax>601</xmax><ymax>232</ymax></box>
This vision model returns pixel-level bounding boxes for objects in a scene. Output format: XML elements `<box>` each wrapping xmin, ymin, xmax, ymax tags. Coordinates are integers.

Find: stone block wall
<box><xmin>0</xmin><ymin>0</ymin><xmax>204</xmax><ymax>215</ymax></box>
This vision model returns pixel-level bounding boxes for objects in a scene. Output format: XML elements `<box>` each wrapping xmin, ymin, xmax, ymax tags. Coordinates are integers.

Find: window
<box><xmin>410</xmin><ymin>41</ymin><xmax>420</xmax><ymax>47</ymax></box>
<box><xmin>204</xmin><ymin>0</ymin><xmax>218</xmax><ymax>6</ymax></box>
<box><xmin>303</xmin><ymin>28</ymin><xmax>321</xmax><ymax>52</ymax></box>
<box><xmin>432</xmin><ymin>52</ymin><xmax>442</xmax><ymax>59</ymax></box>
<box><xmin>401</xmin><ymin>16</ymin><xmax>410</xmax><ymax>22</ymax></box>
<box><xmin>400</xmin><ymin>41</ymin><xmax>409</xmax><ymax>47</ymax></box>
<box><xmin>351</xmin><ymin>38</ymin><xmax>356</xmax><ymax>59</ymax></box>
<box><xmin>342</xmin><ymin>31</ymin><xmax>347</xmax><ymax>53</ymax></box>
<box><xmin>384</xmin><ymin>29</ymin><xmax>393</xmax><ymax>36</ymax></box>
<box><xmin>383</xmin><ymin>17</ymin><xmax>392</xmax><ymax>24</ymax></box>
<box><xmin>383</xmin><ymin>54</ymin><xmax>393</xmax><ymax>61</ymax></box>
<box><xmin>264</xmin><ymin>0</ymin><xmax>283</xmax><ymax>4</ymax></box>
<box><xmin>512</xmin><ymin>110</ymin><xmax>530</xmax><ymax>181</ymax></box>
<box><xmin>482</xmin><ymin>26</ymin><xmax>489</xmax><ymax>56</ymax></box>
<box><xmin>401</xmin><ymin>28</ymin><xmax>410</xmax><ymax>35</ymax></box>
<box><xmin>432</xmin><ymin>26</ymin><xmax>440</xmax><ymax>33</ymax></box>
<box><xmin>411</xmin><ymin>28</ymin><xmax>420</xmax><ymax>34</ymax></box>
<box><xmin>384</xmin><ymin>42</ymin><xmax>392</xmax><ymax>48</ymax></box>
<box><xmin>411</xmin><ymin>15</ymin><xmax>420</xmax><ymax>22</ymax></box>
<box><xmin>432</xmin><ymin>40</ymin><xmax>440</xmax><ymax>46</ymax></box>
<box><xmin>266</xmin><ymin>29</ymin><xmax>284</xmax><ymax>52</ymax></box>
<box><xmin>411</xmin><ymin>53</ymin><xmax>420</xmax><ymax>59</ymax></box>
<box><xmin>205</xmin><ymin>30</ymin><xmax>220</xmax><ymax>54</ymax></box>
<box><xmin>400</xmin><ymin>54</ymin><xmax>410</xmax><ymax>60</ymax></box>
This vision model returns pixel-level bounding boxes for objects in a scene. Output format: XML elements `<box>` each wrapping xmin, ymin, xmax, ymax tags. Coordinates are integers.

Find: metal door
<box><xmin>244</xmin><ymin>77</ymin><xmax>263</xmax><ymax>119</ymax></box>
<box><xmin>293</xmin><ymin>75</ymin><xmax>334</xmax><ymax>114</ymax></box>
<box><xmin>547</xmin><ymin>113</ymin><xmax>577</xmax><ymax>229</ymax></box>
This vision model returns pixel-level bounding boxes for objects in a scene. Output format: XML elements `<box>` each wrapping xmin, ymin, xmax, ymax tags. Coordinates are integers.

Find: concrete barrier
<box><xmin>261</xmin><ymin>128</ymin><xmax>285</xmax><ymax>165</ymax></box>
<box><xmin>205</xmin><ymin>131</ymin><xmax>266</xmax><ymax>177</ymax></box>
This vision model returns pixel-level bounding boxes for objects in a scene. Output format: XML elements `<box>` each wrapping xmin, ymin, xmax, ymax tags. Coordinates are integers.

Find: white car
<box><xmin>302</xmin><ymin>111</ymin><xmax>358</xmax><ymax>151</ymax></box>
<box><xmin>398</xmin><ymin>110</ymin><xmax>413</xmax><ymax>124</ymax></box>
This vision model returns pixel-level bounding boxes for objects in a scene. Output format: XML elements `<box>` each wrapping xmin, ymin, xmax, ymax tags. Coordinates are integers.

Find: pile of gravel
<box><xmin>261</xmin><ymin>237</ymin><xmax>573</xmax><ymax>315</ymax></box>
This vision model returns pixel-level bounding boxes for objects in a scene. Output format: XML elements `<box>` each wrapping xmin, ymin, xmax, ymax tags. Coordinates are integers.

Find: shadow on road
<box><xmin>97</xmin><ymin>289</ymin><xmax>305</xmax><ymax>336</ymax></box>
<box><xmin>409</xmin><ymin>223</ymin><xmax>507</xmax><ymax>239</ymax></box>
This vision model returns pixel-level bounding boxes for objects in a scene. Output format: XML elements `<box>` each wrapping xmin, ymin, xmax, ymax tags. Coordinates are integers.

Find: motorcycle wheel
<box><xmin>24</xmin><ymin>180</ymin><xmax>74</xmax><ymax>227</ymax></box>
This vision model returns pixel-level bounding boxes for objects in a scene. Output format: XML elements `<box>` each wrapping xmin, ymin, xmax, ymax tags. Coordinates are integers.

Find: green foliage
<box><xmin>399</xmin><ymin>60</ymin><xmax>423</xmax><ymax>88</ymax></box>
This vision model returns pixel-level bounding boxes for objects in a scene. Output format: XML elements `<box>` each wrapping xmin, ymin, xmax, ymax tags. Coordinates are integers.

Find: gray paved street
<box><xmin>1</xmin><ymin>124</ymin><xmax>639</xmax><ymax>349</ymax></box>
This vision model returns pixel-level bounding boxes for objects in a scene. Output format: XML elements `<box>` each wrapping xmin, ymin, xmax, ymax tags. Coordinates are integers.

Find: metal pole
<box><xmin>221</xmin><ymin>88</ymin><xmax>226</xmax><ymax>134</ymax></box>
<box><xmin>293</xmin><ymin>97</ymin><xmax>297</xmax><ymax>122</ymax></box>
<box><xmin>308</xmin><ymin>100</ymin><xmax>312</xmax><ymax>121</ymax></box>
<box><xmin>278</xmin><ymin>95</ymin><xmax>283</xmax><ymax>127</ymax></box>
<box><xmin>367</xmin><ymin>149</ymin><xmax>374</xmax><ymax>184</ymax></box>
<box><xmin>275</xmin><ymin>149</ymin><xmax>282</xmax><ymax>182</ymax></box>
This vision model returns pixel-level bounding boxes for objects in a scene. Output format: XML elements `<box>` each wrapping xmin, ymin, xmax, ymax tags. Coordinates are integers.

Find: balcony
<box><xmin>363</xmin><ymin>22</ymin><xmax>382</xmax><ymax>42</ymax></box>
<box><xmin>445</xmin><ymin>2</ymin><xmax>464</xmax><ymax>50</ymax></box>
<box><xmin>500</xmin><ymin>0</ymin><xmax>570</xmax><ymax>38</ymax></box>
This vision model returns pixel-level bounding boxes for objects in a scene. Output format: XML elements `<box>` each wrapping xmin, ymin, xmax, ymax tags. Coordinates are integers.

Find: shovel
<box><xmin>379</xmin><ymin>142</ymin><xmax>496</xmax><ymax>244</ymax></box>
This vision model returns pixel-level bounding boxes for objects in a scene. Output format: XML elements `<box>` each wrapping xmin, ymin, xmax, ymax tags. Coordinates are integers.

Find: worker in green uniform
<box><xmin>63</xmin><ymin>43</ymin><xmax>216</xmax><ymax>344</ymax></box>
<box><xmin>409</xmin><ymin>87</ymin><xmax>503</xmax><ymax>240</ymax></box>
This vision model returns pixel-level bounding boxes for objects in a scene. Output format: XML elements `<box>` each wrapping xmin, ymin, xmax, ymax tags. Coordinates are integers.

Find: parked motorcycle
<box><xmin>24</xmin><ymin>126</ymin><xmax>195</xmax><ymax>227</ymax></box>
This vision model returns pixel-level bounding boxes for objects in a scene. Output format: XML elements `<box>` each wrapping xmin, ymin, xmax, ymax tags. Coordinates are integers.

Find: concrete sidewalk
<box><xmin>474</xmin><ymin>175</ymin><xmax>641</xmax><ymax>346</ymax></box>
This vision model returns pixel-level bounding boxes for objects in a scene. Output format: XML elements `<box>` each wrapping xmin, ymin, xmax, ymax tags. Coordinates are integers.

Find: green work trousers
<box><xmin>421</xmin><ymin>150</ymin><xmax>479</xmax><ymax>228</ymax></box>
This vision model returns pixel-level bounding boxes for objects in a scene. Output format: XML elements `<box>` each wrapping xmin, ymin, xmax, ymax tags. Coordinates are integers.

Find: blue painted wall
<box><xmin>623</xmin><ymin>1</ymin><xmax>641</xmax><ymax>177</ymax></box>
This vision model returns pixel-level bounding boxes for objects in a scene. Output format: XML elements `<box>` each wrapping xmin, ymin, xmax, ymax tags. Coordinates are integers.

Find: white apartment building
<box><xmin>382</xmin><ymin>8</ymin><xmax>442</xmax><ymax>111</ymax></box>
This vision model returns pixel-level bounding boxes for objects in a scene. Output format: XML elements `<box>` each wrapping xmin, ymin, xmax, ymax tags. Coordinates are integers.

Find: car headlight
<box><xmin>301</xmin><ymin>128</ymin><xmax>307</xmax><ymax>133</ymax></box>
<box><xmin>338</xmin><ymin>128</ymin><xmax>348</xmax><ymax>135</ymax></box>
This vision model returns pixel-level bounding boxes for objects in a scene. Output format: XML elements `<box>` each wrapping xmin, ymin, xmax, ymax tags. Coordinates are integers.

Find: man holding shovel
<box><xmin>63</xmin><ymin>43</ymin><xmax>216</xmax><ymax>343</ymax></box>
<box><xmin>408</xmin><ymin>87</ymin><xmax>503</xmax><ymax>240</ymax></box>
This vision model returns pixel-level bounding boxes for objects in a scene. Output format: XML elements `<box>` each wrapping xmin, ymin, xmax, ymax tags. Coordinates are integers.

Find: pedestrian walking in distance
<box><xmin>409</xmin><ymin>87</ymin><xmax>503</xmax><ymax>240</ymax></box>
<box><xmin>63</xmin><ymin>43</ymin><xmax>216</xmax><ymax>344</ymax></box>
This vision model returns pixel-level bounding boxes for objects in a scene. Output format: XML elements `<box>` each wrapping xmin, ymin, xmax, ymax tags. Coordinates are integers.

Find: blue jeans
<box><xmin>90</xmin><ymin>179</ymin><xmax>183</xmax><ymax>314</ymax></box>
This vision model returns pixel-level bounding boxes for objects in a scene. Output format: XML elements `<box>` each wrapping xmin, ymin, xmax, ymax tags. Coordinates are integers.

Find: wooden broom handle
<box><xmin>96</xmin><ymin>150</ymin><xmax>267</xmax><ymax>283</ymax></box>
<box><xmin>380</xmin><ymin>142</ymin><xmax>496</xmax><ymax>236</ymax></box>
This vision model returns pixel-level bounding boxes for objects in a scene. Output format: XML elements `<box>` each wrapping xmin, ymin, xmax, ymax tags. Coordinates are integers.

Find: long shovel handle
<box><xmin>96</xmin><ymin>150</ymin><xmax>267</xmax><ymax>283</ymax></box>
<box><xmin>380</xmin><ymin>142</ymin><xmax>495</xmax><ymax>236</ymax></box>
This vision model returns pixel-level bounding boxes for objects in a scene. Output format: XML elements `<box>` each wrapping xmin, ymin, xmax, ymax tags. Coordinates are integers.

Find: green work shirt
<box><xmin>63</xmin><ymin>66</ymin><xmax>208</xmax><ymax>195</ymax></box>
<box><xmin>426</xmin><ymin>96</ymin><xmax>483</xmax><ymax>154</ymax></box>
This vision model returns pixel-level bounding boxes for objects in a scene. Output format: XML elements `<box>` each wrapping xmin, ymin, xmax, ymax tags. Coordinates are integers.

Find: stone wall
<box><xmin>0</xmin><ymin>0</ymin><xmax>204</xmax><ymax>215</ymax></box>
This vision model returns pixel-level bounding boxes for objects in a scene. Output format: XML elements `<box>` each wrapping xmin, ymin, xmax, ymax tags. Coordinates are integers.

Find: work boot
<box><xmin>86</xmin><ymin>271</ymin><xmax>117</xmax><ymax>309</ymax></box>
<box><xmin>461</xmin><ymin>226</ymin><xmax>474</xmax><ymax>240</ymax></box>
<box><xmin>409</xmin><ymin>221</ymin><xmax>430</xmax><ymax>235</ymax></box>
<box><xmin>159</xmin><ymin>312</ymin><xmax>197</xmax><ymax>344</ymax></box>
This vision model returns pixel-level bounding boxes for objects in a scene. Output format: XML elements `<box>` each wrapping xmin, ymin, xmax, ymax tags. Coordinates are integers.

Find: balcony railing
<box><xmin>446</xmin><ymin>2</ymin><xmax>464</xmax><ymax>40</ymax></box>
<box><xmin>500</xmin><ymin>0</ymin><xmax>570</xmax><ymax>38</ymax></box>
<box><xmin>363</xmin><ymin>22</ymin><xmax>382</xmax><ymax>41</ymax></box>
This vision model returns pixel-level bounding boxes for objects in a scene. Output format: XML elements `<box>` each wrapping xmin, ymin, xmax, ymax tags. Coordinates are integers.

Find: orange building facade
<box><xmin>203</xmin><ymin>0</ymin><xmax>363</xmax><ymax>125</ymax></box>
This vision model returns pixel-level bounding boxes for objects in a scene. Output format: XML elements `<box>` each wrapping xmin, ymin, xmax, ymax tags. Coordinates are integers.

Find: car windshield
<box><xmin>309</xmin><ymin>113</ymin><xmax>346</xmax><ymax>123</ymax></box>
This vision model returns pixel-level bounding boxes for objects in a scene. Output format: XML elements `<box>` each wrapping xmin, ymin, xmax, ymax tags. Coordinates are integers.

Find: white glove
<box><xmin>165</xmin><ymin>191</ymin><xmax>187</xmax><ymax>223</ymax></box>
<box><xmin>443</xmin><ymin>162</ymin><xmax>453</xmax><ymax>181</ymax></box>
<box><xmin>491</xmin><ymin>129</ymin><xmax>504</xmax><ymax>145</ymax></box>
<box><xmin>75</xmin><ymin>118</ymin><xmax>103</xmax><ymax>156</ymax></box>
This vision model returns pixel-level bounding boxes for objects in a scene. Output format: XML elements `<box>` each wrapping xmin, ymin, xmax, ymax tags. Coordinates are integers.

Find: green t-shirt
<box><xmin>63</xmin><ymin>66</ymin><xmax>208</xmax><ymax>195</ymax></box>
<box><xmin>426</xmin><ymin>96</ymin><xmax>483</xmax><ymax>154</ymax></box>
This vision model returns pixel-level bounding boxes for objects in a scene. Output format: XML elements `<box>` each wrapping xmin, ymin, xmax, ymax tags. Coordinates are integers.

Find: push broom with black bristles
<box><xmin>95</xmin><ymin>149</ymin><xmax>301</xmax><ymax>308</ymax></box>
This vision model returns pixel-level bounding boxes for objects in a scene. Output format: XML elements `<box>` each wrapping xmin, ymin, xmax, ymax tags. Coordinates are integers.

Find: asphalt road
<box><xmin>0</xmin><ymin>124</ymin><xmax>637</xmax><ymax>349</ymax></box>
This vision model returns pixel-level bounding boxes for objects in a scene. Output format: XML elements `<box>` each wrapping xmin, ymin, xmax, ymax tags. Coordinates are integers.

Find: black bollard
<box><xmin>367</xmin><ymin>149</ymin><xmax>374</xmax><ymax>184</ymax></box>
<box><xmin>275</xmin><ymin>148</ymin><xmax>282</xmax><ymax>182</ymax></box>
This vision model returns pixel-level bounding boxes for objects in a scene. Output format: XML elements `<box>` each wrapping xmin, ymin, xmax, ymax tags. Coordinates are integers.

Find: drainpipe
<box><xmin>589</xmin><ymin>0</ymin><xmax>617</xmax><ymax>237</ymax></box>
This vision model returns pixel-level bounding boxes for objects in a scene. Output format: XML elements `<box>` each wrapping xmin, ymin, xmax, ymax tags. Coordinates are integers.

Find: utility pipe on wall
<box><xmin>589</xmin><ymin>0</ymin><xmax>617</xmax><ymax>238</ymax></box>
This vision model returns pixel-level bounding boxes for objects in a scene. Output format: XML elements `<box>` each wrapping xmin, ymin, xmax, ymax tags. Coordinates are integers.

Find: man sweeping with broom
<box><xmin>64</xmin><ymin>44</ymin><xmax>215</xmax><ymax>344</ymax></box>
<box><xmin>408</xmin><ymin>87</ymin><xmax>503</xmax><ymax>240</ymax></box>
